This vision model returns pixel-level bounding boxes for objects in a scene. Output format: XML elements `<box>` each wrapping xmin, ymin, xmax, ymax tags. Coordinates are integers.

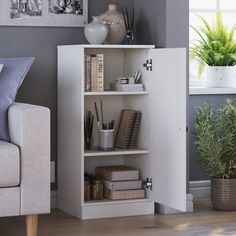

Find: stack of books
<box><xmin>85</xmin><ymin>54</ymin><xmax>104</xmax><ymax>92</ymax></box>
<box><xmin>95</xmin><ymin>165</ymin><xmax>145</xmax><ymax>200</ymax></box>
<box><xmin>115</xmin><ymin>109</ymin><xmax>142</xmax><ymax>149</ymax></box>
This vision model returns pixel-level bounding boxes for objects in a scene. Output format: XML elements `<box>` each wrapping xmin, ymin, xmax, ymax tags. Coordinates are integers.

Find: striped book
<box><xmin>96</xmin><ymin>54</ymin><xmax>104</xmax><ymax>92</ymax></box>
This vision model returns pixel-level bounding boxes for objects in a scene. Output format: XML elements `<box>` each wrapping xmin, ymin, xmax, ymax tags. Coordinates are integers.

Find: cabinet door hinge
<box><xmin>144</xmin><ymin>178</ymin><xmax>152</xmax><ymax>190</ymax></box>
<box><xmin>143</xmin><ymin>59</ymin><xmax>152</xmax><ymax>71</ymax></box>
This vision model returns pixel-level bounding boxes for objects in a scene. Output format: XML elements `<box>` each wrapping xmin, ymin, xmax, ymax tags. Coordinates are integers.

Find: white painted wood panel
<box><xmin>82</xmin><ymin>200</ymin><xmax>154</xmax><ymax>219</ymax></box>
<box><xmin>149</xmin><ymin>48</ymin><xmax>186</xmax><ymax>212</ymax></box>
<box><xmin>58</xmin><ymin>45</ymin><xmax>187</xmax><ymax>219</ymax></box>
<box><xmin>58</xmin><ymin>46</ymin><xmax>84</xmax><ymax>218</ymax></box>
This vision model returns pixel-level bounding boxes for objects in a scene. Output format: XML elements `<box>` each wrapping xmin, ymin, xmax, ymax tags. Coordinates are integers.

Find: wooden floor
<box><xmin>1</xmin><ymin>199</ymin><xmax>236</xmax><ymax>236</ymax></box>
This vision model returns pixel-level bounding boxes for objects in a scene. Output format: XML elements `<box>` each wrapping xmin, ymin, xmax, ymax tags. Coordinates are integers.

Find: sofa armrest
<box><xmin>8</xmin><ymin>103</ymin><xmax>50</xmax><ymax>215</ymax></box>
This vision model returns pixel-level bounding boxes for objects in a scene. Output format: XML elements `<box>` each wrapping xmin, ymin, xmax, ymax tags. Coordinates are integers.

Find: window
<box><xmin>189</xmin><ymin>0</ymin><xmax>236</xmax><ymax>87</ymax></box>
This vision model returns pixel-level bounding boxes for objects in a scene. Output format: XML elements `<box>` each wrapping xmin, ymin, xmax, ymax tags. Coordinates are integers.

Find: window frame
<box><xmin>189</xmin><ymin>0</ymin><xmax>236</xmax><ymax>89</ymax></box>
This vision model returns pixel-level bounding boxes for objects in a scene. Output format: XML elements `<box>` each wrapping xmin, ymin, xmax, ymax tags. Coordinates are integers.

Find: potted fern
<box><xmin>190</xmin><ymin>12</ymin><xmax>236</xmax><ymax>88</ymax></box>
<box><xmin>194</xmin><ymin>99</ymin><xmax>236</xmax><ymax>210</ymax></box>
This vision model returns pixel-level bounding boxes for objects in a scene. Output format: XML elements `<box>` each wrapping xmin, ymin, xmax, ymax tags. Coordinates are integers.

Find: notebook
<box><xmin>115</xmin><ymin>110</ymin><xmax>136</xmax><ymax>149</ymax></box>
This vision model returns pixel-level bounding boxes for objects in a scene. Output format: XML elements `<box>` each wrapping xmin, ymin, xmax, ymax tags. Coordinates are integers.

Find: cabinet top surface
<box><xmin>57</xmin><ymin>44</ymin><xmax>155</xmax><ymax>49</ymax></box>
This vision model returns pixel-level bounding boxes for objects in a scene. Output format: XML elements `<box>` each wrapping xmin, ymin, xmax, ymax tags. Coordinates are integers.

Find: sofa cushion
<box><xmin>0</xmin><ymin>57</ymin><xmax>35</xmax><ymax>141</ymax></box>
<box><xmin>0</xmin><ymin>141</ymin><xmax>20</xmax><ymax>187</ymax></box>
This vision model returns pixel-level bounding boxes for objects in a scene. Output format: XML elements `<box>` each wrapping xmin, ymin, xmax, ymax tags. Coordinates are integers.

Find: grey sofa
<box><xmin>0</xmin><ymin>103</ymin><xmax>50</xmax><ymax>236</ymax></box>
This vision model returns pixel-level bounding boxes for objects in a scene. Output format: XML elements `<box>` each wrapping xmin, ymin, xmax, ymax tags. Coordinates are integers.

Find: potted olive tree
<box><xmin>194</xmin><ymin>99</ymin><xmax>236</xmax><ymax>210</ymax></box>
<box><xmin>190</xmin><ymin>12</ymin><xmax>236</xmax><ymax>88</ymax></box>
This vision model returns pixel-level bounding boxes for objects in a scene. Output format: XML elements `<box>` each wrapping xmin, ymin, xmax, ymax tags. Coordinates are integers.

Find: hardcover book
<box><xmin>90</xmin><ymin>55</ymin><xmax>97</xmax><ymax>92</ymax></box>
<box><xmin>96</xmin><ymin>54</ymin><xmax>104</xmax><ymax>92</ymax></box>
<box><xmin>95</xmin><ymin>165</ymin><xmax>139</xmax><ymax>181</ymax></box>
<box><xmin>103</xmin><ymin>180</ymin><xmax>142</xmax><ymax>190</ymax></box>
<box><xmin>85</xmin><ymin>55</ymin><xmax>91</xmax><ymax>92</ymax></box>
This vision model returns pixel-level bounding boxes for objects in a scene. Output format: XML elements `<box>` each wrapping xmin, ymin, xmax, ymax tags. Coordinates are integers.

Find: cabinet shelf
<box><xmin>84</xmin><ymin>91</ymin><xmax>149</xmax><ymax>96</ymax></box>
<box><xmin>84</xmin><ymin>198</ymin><xmax>150</xmax><ymax>206</ymax></box>
<box><xmin>84</xmin><ymin>148</ymin><xmax>149</xmax><ymax>157</ymax></box>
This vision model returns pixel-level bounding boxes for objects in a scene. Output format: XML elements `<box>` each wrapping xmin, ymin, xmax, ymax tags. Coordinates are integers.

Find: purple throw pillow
<box><xmin>0</xmin><ymin>57</ymin><xmax>35</xmax><ymax>141</ymax></box>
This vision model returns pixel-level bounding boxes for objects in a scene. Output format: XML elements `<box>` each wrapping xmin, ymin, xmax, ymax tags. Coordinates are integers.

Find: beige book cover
<box><xmin>95</xmin><ymin>165</ymin><xmax>139</xmax><ymax>181</ymax></box>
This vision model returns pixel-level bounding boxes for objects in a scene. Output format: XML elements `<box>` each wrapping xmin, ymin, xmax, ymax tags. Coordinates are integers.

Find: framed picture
<box><xmin>0</xmin><ymin>0</ymin><xmax>88</xmax><ymax>27</ymax></box>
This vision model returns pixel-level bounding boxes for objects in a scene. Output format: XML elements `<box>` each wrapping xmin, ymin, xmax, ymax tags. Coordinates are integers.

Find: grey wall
<box><xmin>0</xmin><ymin>0</ymin><xmax>134</xmax><ymax>188</ymax></box>
<box><xmin>134</xmin><ymin>0</ymin><xmax>189</xmax><ymax>48</ymax></box>
<box><xmin>134</xmin><ymin>0</ymin><xmax>166</xmax><ymax>47</ymax></box>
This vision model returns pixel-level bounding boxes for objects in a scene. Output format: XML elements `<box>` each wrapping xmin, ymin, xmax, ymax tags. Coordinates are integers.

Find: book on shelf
<box><xmin>85</xmin><ymin>55</ymin><xmax>91</xmax><ymax>92</ymax></box>
<box><xmin>103</xmin><ymin>179</ymin><xmax>142</xmax><ymax>191</ymax></box>
<box><xmin>95</xmin><ymin>165</ymin><xmax>139</xmax><ymax>181</ymax></box>
<box><xmin>90</xmin><ymin>55</ymin><xmax>97</xmax><ymax>92</ymax></box>
<box><xmin>115</xmin><ymin>109</ymin><xmax>142</xmax><ymax>149</ymax></box>
<box><xmin>96</xmin><ymin>54</ymin><xmax>104</xmax><ymax>92</ymax></box>
<box><xmin>84</xmin><ymin>54</ymin><xmax>104</xmax><ymax>92</ymax></box>
<box><xmin>104</xmin><ymin>188</ymin><xmax>145</xmax><ymax>200</ymax></box>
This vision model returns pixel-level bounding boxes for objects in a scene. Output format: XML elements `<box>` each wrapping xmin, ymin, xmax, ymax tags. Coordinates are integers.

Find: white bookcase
<box><xmin>57</xmin><ymin>45</ymin><xmax>187</xmax><ymax>220</ymax></box>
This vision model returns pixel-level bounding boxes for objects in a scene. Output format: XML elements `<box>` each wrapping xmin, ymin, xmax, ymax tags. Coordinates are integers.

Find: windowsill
<box><xmin>189</xmin><ymin>87</ymin><xmax>236</xmax><ymax>95</ymax></box>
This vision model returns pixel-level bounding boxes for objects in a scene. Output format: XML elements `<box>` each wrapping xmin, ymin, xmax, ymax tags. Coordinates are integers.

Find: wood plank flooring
<box><xmin>1</xmin><ymin>198</ymin><xmax>236</xmax><ymax>236</ymax></box>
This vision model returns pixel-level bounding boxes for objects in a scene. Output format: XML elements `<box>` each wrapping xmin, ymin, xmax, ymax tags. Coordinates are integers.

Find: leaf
<box><xmin>194</xmin><ymin>99</ymin><xmax>236</xmax><ymax>178</ymax></box>
<box><xmin>190</xmin><ymin>11</ymin><xmax>236</xmax><ymax>74</ymax></box>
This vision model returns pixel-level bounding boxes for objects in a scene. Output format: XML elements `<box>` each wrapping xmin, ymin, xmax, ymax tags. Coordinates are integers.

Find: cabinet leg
<box><xmin>26</xmin><ymin>215</ymin><xmax>38</xmax><ymax>236</ymax></box>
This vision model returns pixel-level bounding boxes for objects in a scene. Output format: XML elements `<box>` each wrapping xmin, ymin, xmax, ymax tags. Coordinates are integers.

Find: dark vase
<box><xmin>211</xmin><ymin>178</ymin><xmax>236</xmax><ymax>211</ymax></box>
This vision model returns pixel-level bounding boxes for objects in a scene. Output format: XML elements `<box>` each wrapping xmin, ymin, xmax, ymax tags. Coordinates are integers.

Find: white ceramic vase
<box><xmin>84</xmin><ymin>17</ymin><xmax>108</xmax><ymax>45</ymax></box>
<box><xmin>99</xmin><ymin>4</ymin><xmax>126</xmax><ymax>44</ymax></box>
<box><xmin>206</xmin><ymin>66</ymin><xmax>236</xmax><ymax>88</ymax></box>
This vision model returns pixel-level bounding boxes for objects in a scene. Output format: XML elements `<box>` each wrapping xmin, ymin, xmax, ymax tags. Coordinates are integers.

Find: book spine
<box><xmin>90</xmin><ymin>55</ymin><xmax>97</xmax><ymax>92</ymax></box>
<box><xmin>85</xmin><ymin>55</ymin><xmax>91</xmax><ymax>92</ymax></box>
<box><xmin>96</xmin><ymin>54</ymin><xmax>104</xmax><ymax>92</ymax></box>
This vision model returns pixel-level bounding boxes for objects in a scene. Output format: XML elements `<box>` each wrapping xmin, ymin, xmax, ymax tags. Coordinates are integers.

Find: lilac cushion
<box><xmin>0</xmin><ymin>57</ymin><xmax>35</xmax><ymax>141</ymax></box>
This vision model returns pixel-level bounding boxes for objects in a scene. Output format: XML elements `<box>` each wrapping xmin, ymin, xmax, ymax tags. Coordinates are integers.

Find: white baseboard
<box><xmin>156</xmin><ymin>194</ymin><xmax>193</xmax><ymax>214</ymax></box>
<box><xmin>189</xmin><ymin>180</ymin><xmax>211</xmax><ymax>198</ymax></box>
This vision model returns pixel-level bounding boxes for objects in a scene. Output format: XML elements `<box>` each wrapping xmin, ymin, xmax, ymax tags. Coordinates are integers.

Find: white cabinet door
<box><xmin>148</xmin><ymin>48</ymin><xmax>187</xmax><ymax>212</ymax></box>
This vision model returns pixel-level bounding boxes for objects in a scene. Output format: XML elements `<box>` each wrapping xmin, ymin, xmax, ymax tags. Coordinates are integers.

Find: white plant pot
<box><xmin>206</xmin><ymin>66</ymin><xmax>236</xmax><ymax>88</ymax></box>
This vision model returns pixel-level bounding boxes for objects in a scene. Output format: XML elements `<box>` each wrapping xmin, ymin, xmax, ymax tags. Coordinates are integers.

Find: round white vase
<box><xmin>99</xmin><ymin>4</ymin><xmax>126</xmax><ymax>44</ymax></box>
<box><xmin>206</xmin><ymin>66</ymin><xmax>236</xmax><ymax>88</ymax></box>
<box><xmin>84</xmin><ymin>17</ymin><xmax>108</xmax><ymax>45</ymax></box>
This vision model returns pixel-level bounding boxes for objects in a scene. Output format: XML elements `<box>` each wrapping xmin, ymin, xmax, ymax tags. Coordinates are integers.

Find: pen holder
<box><xmin>98</xmin><ymin>129</ymin><xmax>114</xmax><ymax>151</ymax></box>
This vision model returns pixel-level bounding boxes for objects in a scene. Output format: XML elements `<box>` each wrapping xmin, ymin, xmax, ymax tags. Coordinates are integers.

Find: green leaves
<box><xmin>190</xmin><ymin>12</ymin><xmax>236</xmax><ymax>78</ymax></box>
<box><xmin>194</xmin><ymin>99</ymin><xmax>236</xmax><ymax>179</ymax></box>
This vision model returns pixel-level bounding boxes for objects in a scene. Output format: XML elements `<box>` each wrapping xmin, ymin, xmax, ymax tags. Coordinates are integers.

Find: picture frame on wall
<box><xmin>0</xmin><ymin>0</ymin><xmax>88</xmax><ymax>27</ymax></box>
